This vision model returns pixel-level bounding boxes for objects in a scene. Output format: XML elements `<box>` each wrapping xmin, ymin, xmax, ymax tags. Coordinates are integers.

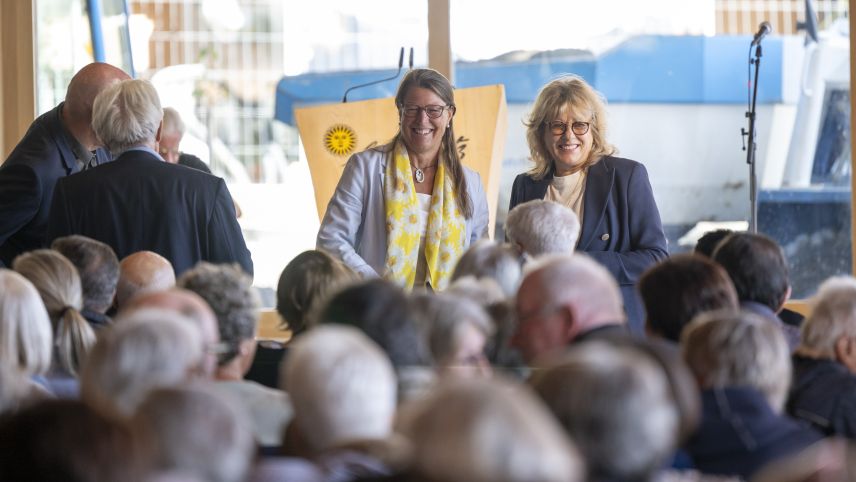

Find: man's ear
<box><xmin>559</xmin><ymin>305</ymin><xmax>576</xmax><ymax>342</ymax></box>
<box><xmin>776</xmin><ymin>285</ymin><xmax>792</xmax><ymax>313</ymax></box>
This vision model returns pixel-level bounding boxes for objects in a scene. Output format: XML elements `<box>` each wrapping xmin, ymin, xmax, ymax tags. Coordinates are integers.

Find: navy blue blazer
<box><xmin>509</xmin><ymin>156</ymin><xmax>669</xmax><ymax>334</ymax></box>
<box><xmin>46</xmin><ymin>149</ymin><xmax>253</xmax><ymax>277</ymax></box>
<box><xmin>0</xmin><ymin>104</ymin><xmax>111</xmax><ymax>267</ymax></box>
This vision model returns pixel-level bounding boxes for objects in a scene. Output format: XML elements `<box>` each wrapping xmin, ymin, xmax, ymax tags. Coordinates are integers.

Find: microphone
<box><xmin>342</xmin><ymin>47</ymin><xmax>405</xmax><ymax>103</ymax></box>
<box><xmin>751</xmin><ymin>21</ymin><xmax>772</xmax><ymax>46</ymax></box>
<box><xmin>408</xmin><ymin>47</ymin><xmax>414</xmax><ymax>69</ymax></box>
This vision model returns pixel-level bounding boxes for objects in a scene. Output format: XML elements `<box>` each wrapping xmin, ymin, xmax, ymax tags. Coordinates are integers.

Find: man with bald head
<box><xmin>0</xmin><ymin>63</ymin><xmax>130</xmax><ymax>267</ymax></box>
<box><xmin>512</xmin><ymin>254</ymin><xmax>628</xmax><ymax>365</ymax></box>
<box><xmin>120</xmin><ymin>288</ymin><xmax>221</xmax><ymax>378</ymax></box>
<box><xmin>115</xmin><ymin>251</ymin><xmax>176</xmax><ymax>310</ymax></box>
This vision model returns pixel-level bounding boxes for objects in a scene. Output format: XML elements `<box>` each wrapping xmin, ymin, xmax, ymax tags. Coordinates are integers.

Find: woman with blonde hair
<box><xmin>0</xmin><ymin>270</ymin><xmax>53</xmax><ymax>404</ymax></box>
<box><xmin>509</xmin><ymin>74</ymin><xmax>668</xmax><ymax>334</ymax></box>
<box><xmin>13</xmin><ymin>249</ymin><xmax>95</xmax><ymax>378</ymax></box>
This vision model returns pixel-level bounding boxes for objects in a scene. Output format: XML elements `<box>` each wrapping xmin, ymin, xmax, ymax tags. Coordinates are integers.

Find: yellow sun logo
<box><xmin>324</xmin><ymin>124</ymin><xmax>357</xmax><ymax>156</ymax></box>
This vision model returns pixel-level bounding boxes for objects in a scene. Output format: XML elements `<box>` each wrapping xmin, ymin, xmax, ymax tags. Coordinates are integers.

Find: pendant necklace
<box><xmin>412</xmin><ymin>163</ymin><xmax>436</xmax><ymax>183</ymax></box>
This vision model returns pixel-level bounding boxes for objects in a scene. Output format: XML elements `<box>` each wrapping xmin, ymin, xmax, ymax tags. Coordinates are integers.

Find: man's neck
<box><xmin>60</xmin><ymin>104</ymin><xmax>96</xmax><ymax>151</ymax></box>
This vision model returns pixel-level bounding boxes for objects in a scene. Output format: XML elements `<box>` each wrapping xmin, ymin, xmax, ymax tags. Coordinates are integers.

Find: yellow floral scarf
<box><xmin>384</xmin><ymin>141</ymin><xmax>466</xmax><ymax>290</ymax></box>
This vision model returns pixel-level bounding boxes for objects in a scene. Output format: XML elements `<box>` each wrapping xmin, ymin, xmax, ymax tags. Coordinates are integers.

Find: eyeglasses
<box><xmin>400</xmin><ymin>104</ymin><xmax>454</xmax><ymax>119</ymax></box>
<box><xmin>545</xmin><ymin>120</ymin><xmax>591</xmax><ymax>136</ymax></box>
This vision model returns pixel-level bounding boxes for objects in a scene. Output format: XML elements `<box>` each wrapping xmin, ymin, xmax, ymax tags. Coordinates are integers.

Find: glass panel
<box><xmin>451</xmin><ymin>0</ymin><xmax>851</xmax><ymax>298</ymax></box>
<box><xmin>127</xmin><ymin>0</ymin><xmax>428</xmax><ymax>299</ymax></box>
<box><xmin>35</xmin><ymin>0</ymin><xmax>94</xmax><ymax>114</ymax></box>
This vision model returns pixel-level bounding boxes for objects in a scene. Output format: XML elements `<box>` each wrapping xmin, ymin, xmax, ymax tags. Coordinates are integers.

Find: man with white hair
<box><xmin>80</xmin><ymin>309</ymin><xmax>204</xmax><ymax>417</ymax></box>
<box><xmin>160</xmin><ymin>107</ymin><xmax>211</xmax><ymax>173</ymax></box>
<box><xmin>788</xmin><ymin>276</ymin><xmax>856</xmax><ymax>438</ymax></box>
<box><xmin>45</xmin><ymin>79</ymin><xmax>252</xmax><ymax>277</ymax></box>
<box><xmin>278</xmin><ymin>325</ymin><xmax>400</xmax><ymax>477</ymax></box>
<box><xmin>512</xmin><ymin>254</ymin><xmax>627</xmax><ymax>364</ymax></box>
<box><xmin>531</xmin><ymin>341</ymin><xmax>678</xmax><ymax>482</ymax></box>
<box><xmin>505</xmin><ymin>199</ymin><xmax>580</xmax><ymax>259</ymax></box>
<box><xmin>681</xmin><ymin>310</ymin><xmax>823</xmax><ymax>479</ymax></box>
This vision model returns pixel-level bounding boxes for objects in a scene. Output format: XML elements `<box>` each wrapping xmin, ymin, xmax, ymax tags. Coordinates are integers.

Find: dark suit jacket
<box><xmin>509</xmin><ymin>156</ymin><xmax>669</xmax><ymax>334</ymax></box>
<box><xmin>46</xmin><ymin>149</ymin><xmax>253</xmax><ymax>277</ymax></box>
<box><xmin>0</xmin><ymin>104</ymin><xmax>111</xmax><ymax>267</ymax></box>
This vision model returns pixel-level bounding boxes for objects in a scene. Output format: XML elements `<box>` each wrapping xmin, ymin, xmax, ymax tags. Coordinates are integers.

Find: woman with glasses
<box><xmin>317</xmin><ymin>68</ymin><xmax>489</xmax><ymax>290</ymax></box>
<box><xmin>509</xmin><ymin>75</ymin><xmax>668</xmax><ymax>334</ymax></box>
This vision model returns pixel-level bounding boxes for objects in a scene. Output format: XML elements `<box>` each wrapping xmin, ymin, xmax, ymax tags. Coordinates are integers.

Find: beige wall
<box><xmin>0</xmin><ymin>1</ymin><xmax>36</xmax><ymax>160</ymax></box>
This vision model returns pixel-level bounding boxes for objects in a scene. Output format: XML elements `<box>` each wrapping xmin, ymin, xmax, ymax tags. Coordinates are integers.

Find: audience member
<box><xmin>0</xmin><ymin>271</ymin><xmax>52</xmax><ymax>402</ymax></box>
<box><xmin>115</xmin><ymin>251</ymin><xmax>176</xmax><ymax>310</ymax></box>
<box><xmin>51</xmin><ymin>235</ymin><xmax>119</xmax><ymax>328</ymax></box>
<box><xmin>450</xmin><ymin>239</ymin><xmax>523</xmax><ymax>297</ymax></box>
<box><xmin>81</xmin><ymin>309</ymin><xmax>203</xmax><ymax>417</ymax></box>
<box><xmin>45</xmin><ymin>79</ymin><xmax>253</xmax><ymax>277</ymax></box>
<box><xmin>681</xmin><ymin>310</ymin><xmax>823</xmax><ymax>479</ymax></box>
<box><xmin>410</xmin><ymin>291</ymin><xmax>493</xmax><ymax>378</ymax></box>
<box><xmin>693</xmin><ymin>228</ymin><xmax>733</xmax><ymax>258</ymax></box>
<box><xmin>160</xmin><ymin>107</ymin><xmax>212</xmax><ymax>173</ymax></box>
<box><xmin>638</xmin><ymin>253</ymin><xmax>738</xmax><ymax>343</ymax></box>
<box><xmin>12</xmin><ymin>249</ymin><xmax>94</xmax><ymax>380</ymax></box>
<box><xmin>0</xmin><ymin>63</ymin><xmax>129</xmax><ymax>267</ymax></box>
<box><xmin>314</xmin><ymin>279</ymin><xmax>434</xmax><ymax>401</ymax></box>
<box><xmin>698</xmin><ymin>228</ymin><xmax>804</xmax><ymax>328</ymax></box>
<box><xmin>0</xmin><ymin>399</ymin><xmax>148</xmax><ymax>481</ymax></box>
<box><xmin>132</xmin><ymin>385</ymin><xmax>255</xmax><ymax>482</ymax></box>
<box><xmin>513</xmin><ymin>254</ymin><xmax>626</xmax><ymax>365</ymax></box>
<box><xmin>120</xmin><ymin>288</ymin><xmax>221</xmax><ymax>378</ymax></box>
<box><xmin>281</xmin><ymin>325</ymin><xmax>405</xmax><ymax>478</ymax></box>
<box><xmin>505</xmin><ymin>199</ymin><xmax>581</xmax><ymax>259</ymax></box>
<box><xmin>398</xmin><ymin>377</ymin><xmax>584</xmax><ymax>482</ymax></box>
<box><xmin>276</xmin><ymin>249</ymin><xmax>356</xmax><ymax>337</ymax></box>
<box><xmin>179</xmin><ymin>262</ymin><xmax>291</xmax><ymax>447</ymax></box>
<box><xmin>446</xmin><ymin>276</ymin><xmax>524</xmax><ymax>371</ymax></box>
<box><xmin>712</xmin><ymin>232</ymin><xmax>800</xmax><ymax>348</ymax></box>
<box><xmin>788</xmin><ymin>276</ymin><xmax>856</xmax><ymax>438</ymax></box>
<box><xmin>531</xmin><ymin>341</ymin><xmax>679</xmax><ymax>482</ymax></box>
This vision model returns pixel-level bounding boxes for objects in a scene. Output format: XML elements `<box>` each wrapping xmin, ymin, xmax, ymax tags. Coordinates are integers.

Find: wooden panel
<box><xmin>0</xmin><ymin>1</ymin><xmax>35</xmax><ymax>160</ymax></box>
<box><xmin>257</xmin><ymin>309</ymin><xmax>292</xmax><ymax>342</ymax></box>
<box><xmin>295</xmin><ymin>84</ymin><xmax>508</xmax><ymax>238</ymax></box>
<box><xmin>428</xmin><ymin>0</ymin><xmax>452</xmax><ymax>82</ymax></box>
<box><xmin>784</xmin><ymin>300</ymin><xmax>812</xmax><ymax>318</ymax></box>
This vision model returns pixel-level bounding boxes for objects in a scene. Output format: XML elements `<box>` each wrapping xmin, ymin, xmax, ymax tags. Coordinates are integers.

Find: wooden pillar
<box><xmin>427</xmin><ymin>0</ymin><xmax>453</xmax><ymax>83</ymax></box>
<box><xmin>851</xmin><ymin>0</ymin><xmax>856</xmax><ymax>275</ymax></box>
<box><xmin>0</xmin><ymin>1</ymin><xmax>36</xmax><ymax>160</ymax></box>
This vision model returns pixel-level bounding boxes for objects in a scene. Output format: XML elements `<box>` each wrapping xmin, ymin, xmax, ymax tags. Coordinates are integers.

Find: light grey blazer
<box><xmin>316</xmin><ymin>145</ymin><xmax>490</xmax><ymax>278</ymax></box>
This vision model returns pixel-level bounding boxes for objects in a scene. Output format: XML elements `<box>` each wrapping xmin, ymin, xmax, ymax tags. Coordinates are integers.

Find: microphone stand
<box><xmin>342</xmin><ymin>47</ymin><xmax>405</xmax><ymax>103</ymax></box>
<box><xmin>742</xmin><ymin>43</ymin><xmax>763</xmax><ymax>233</ymax></box>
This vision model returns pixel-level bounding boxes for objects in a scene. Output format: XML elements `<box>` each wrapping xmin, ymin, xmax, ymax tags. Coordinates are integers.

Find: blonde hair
<box><xmin>0</xmin><ymin>270</ymin><xmax>53</xmax><ymax>375</ymax></box>
<box><xmin>13</xmin><ymin>250</ymin><xmax>94</xmax><ymax>377</ymax></box>
<box><xmin>524</xmin><ymin>74</ymin><xmax>615</xmax><ymax>180</ymax></box>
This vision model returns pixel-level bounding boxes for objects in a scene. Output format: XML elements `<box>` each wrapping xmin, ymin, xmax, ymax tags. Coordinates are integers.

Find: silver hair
<box><xmin>505</xmin><ymin>200</ymin><xmax>580</xmax><ymax>257</ymax></box>
<box><xmin>532</xmin><ymin>341</ymin><xmax>679</xmax><ymax>480</ymax></box>
<box><xmin>91</xmin><ymin>79</ymin><xmax>163</xmax><ymax>155</ymax></box>
<box><xmin>800</xmin><ymin>276</ymin><xmax>856</xmax><ymax>357</ymax></box>
<box><xmin>161</xmin><ymin>107</ymin><xmax>186</xmax><ymax>137</ymax></box>
<box><xmin>681</xmin><ymin>309</ymin><xmax>791</xmax><ymax>412</ymax></box>
<box><xmin>81</xmin><ymin>309</ymin><xmax>203</xmax><ymax>417</ymax></box>
<box><xmin>451</xmin><ymin>240</ymin><xmax>522</xmax><ymax>297</ymax></box>
<box><xmin>0</xmin><ymin>270</ymin><xmax>52</xmax><ymax>376</ymax></box>
<box><xmin>410</xmin><ymin>292</ymin><xmax>494</xmax><ymax>366</ymax></box>
<box><xmin>526</xmin><ymin>253</ymin><xmax>624</xmax><ymax>323</ymax></box>
<box><xmin>402</xmin><ymin>377</ymin><xmax>584</xmax><ymax>482</ymax></box>
<box><xmin>178</xmin><ymin>262</ymin><xmax>259</xmax><ymax>366</ymax></box>
<box><xmin>284</xmin><ymin>325</ymin><xmax>396</xmax><ymax>452</ymax></box>
<box><xmin>133</xmin><ymin>384</ymin><xmax>254</xmax><ymax>482</ymax></box>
